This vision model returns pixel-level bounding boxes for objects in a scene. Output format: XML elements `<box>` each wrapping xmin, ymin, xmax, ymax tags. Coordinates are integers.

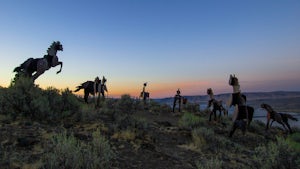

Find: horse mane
<box><xmin>261</xmin><ymin>103</ymin><xmax>274</xmax><ymax>113</ymax></box>
<box><xmin>47</xmin><ymin>41</ymin><xmax>61</xmax><ymax>56</ymax></box>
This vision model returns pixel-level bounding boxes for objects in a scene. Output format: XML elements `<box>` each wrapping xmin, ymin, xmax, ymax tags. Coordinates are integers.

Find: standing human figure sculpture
<box><xmin>100</xmin><ymin>76</ymin><xmax>108</xmax><ymax>100</ymax></box>
<box><xmin>173</xmin><ymin>89</ymin><xmax>182</xmax><ymax>113</ymax></box>
<box><xmin>228</xmin><ymin>74</ymin><xmax>254</xmax><ymax>137</ymax></box>
<box><xmin>140</xmin><ymin>82</ymin><xmax>150</xmax><ymax>103</ymax></box>
<box><xmin>13</xmin><ymin>41</ymin><xmax>63</xmax><ymax>81</ymax></box>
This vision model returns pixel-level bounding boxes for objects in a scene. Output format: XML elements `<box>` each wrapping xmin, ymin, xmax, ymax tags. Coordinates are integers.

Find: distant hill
<box><xmin>154</xmin><ymin>91</ymin><xmax>300</xmax><ymax>113</ymax></box>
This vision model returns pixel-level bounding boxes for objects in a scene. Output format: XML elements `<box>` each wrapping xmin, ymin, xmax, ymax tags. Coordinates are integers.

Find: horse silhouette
<box><xmin>207</xmin><ymin>99</ymin><xmax>228</xmax><ymax>121</ymax></box>
<box><xmin>261</xmin><ymin>103</ymin><xmax>298</xmax><ymax>133</ymax></box>
<box><xmin>207</xmin><ymin>88</ymin><xmax>228</xmax><ymax>121</ymax></box>
<box><xmin>74</xmin><ymin>76</ymin><xmax>107</xmax><ymax>103</ymax></box>
<box><xmin>13</xmin><ymin>41</ymin><xmax>63</xmax><ymax>81</ymax></box>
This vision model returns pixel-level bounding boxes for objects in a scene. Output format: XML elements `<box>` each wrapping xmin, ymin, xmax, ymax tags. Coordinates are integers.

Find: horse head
<box><xmin>229</xmin><ymin>74</ymin><xmax>239</xmax><ymax>86</ymax></box>
<box><xmin>260</xmin><ymin>103</ymin><xmax>273</xmax><ymax>112</ymax></box>
<box><xmin>47</xmin><ymin>41</ymin><xmax>63</xmax><ymax>56</ymax></box>
<box><xmin>94</xmin><ymin>76</ymin><xmax>101</xmax><ymax>85</ymax></box>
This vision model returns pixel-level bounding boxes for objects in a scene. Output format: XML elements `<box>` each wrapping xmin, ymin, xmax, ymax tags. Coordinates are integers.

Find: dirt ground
<box><xmin>0</xmin><ymin>106</ymin><xmax>298</xmax><ymax>169</ymax></box>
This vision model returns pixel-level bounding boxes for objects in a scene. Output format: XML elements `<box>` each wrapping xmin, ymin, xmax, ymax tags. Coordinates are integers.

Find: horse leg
<box><xmin>84</xmin><ymin>90</ymin><xmax>89</xmax><ymax>103</ymax></box>
<box><xmin>213</xmin><ymin>110</ymin><xmax>217</xmax><ymax>121</ymax></box>
<box><xmin>270</xmin><ymin>120</ymin><xmax>275</xmax><ymax>127</ymax></box>
<box><xmin>283</xmin><ymin>121</ymin><xmax>293</xmax><ymax>133</ymax></box>
<box><xmin>241</xmin><ymin>120</ymin><xmax>247</xmax><ymax>135</ymax></box>
<box><xmin>209</xmin><ymin>111</ymin><xmax>213</xmax><ymax>121</ymax></box>
<box><xmin>32</xmin><ymin>70</ymin><xmax>44</xmax><ymax>81</ymax></box>
<box><xmin>218</xmin><ymin>109</ymin><xmax>222</xmax><ymax>120</ymax></box>
<box><xmin>172</xmin><ymin>102</ymin><xmax>176</xmax><ymax>113</ymax></box>
<box><xmin>266</xmin><ymin>119</ymin><xmax>270</xmax><ymax>130</ymax></box>
<box><xmin>229</xmin><ymin>121</ymin><xmax>238</xmax><ymax>137</ymax></box>
<box><xmin>277</xmin><ymin>121</ymin><xmax>288</xmax><ymax>132</ymax></box>
<box><xmin>56</xmin><ymin>62</ymin><xmax>63</xmax><ymax>74</ymax></box>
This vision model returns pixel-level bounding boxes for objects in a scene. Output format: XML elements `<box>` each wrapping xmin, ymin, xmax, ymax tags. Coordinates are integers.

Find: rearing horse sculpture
<box><xmin>13</xmin><ymin>41</ymin><xmax>63</xmax><ymax>81</ymax></box>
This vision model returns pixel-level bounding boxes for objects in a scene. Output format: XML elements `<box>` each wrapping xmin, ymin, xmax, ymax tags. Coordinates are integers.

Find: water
<box><xmin>200</xmin><ymin>104</ymin><xmax>300</xmax><ymax>128</ymax></box>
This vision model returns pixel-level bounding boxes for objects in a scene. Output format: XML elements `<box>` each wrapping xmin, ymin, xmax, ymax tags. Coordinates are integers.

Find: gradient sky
<box><xmin>0</xmin><ymin>0</ymin><xmax>300</xmax><ymax>98</ymax></box>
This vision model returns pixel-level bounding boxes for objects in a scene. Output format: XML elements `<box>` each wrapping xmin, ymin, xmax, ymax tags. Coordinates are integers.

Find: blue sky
<box><xmin>0</xmin><ymin>0</ymin><xmax>300</xmax><ymax>98</ymax></box>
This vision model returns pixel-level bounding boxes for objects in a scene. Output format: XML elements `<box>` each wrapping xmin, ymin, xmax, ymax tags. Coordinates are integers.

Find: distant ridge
<box><xmin>155</xmin><ymin>91</ymin><xmax>300</xmax><ymax>101</ymax></box>
<box><xmin>154</xmin><ymin>91</ymin><xmax>300</xmax><ymax>113</ymax></box>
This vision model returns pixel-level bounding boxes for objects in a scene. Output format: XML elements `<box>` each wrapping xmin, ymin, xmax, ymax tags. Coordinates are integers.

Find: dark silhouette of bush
<box><xmin>0</xmin><ymin>76</ymin><xmax>80</xmax><ymax>122</ymax></box>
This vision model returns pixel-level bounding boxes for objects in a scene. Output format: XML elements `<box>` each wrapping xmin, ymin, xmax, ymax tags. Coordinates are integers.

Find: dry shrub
<box><xmin>43</xmin><ymin>129</ymin><xmax>114</xmax><ymax>169</ymax></box>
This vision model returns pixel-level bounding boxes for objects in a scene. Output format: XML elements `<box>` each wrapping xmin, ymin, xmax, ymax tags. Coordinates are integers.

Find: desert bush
<box><xmin>192</xmin><ymin>127</ymin><xmax>232</xmax><ymax>152</ymax></box>
<box><xmin>287</xmin><ymin>133</ymin><xmax>300</xmax><ymax>152</ymax></box>
<box><xmin>111</xmin><ymin>95</ymin><xmax>149</xmax><ymax>130</ymax></box>
<box><xmin>247</xmin><ymin>120</ymin><xmax>266</xmax><ymax>134</ymax></box>
<box><xmin>60</xmin><ymin>88</ymin><xmax>80</xmax><ymax>116</ymax></box>
<box><xmin>287</xmin><ymin>133</ymin><xmax>300</xmax><ymax>167</ymax></box>
<box><xmin>115</xmin><ymin>94</ymin><xmax>134</xmax><ymax>114</ymax></box>
<box><xmin>43</xmin><ymin>131</ymin><xmax>82</xmax><ymax>168</ymax></box>
<box><xmin>184</xmin><ymin>102</ymin><xmax>200</xmax><ymax>113</ymax></box>
<box><xmin>83</xmin><ymin>129</ymin><xmax>115</xmax><ymax>168</ymax></box>
<box><xmin>0</xmin><ymin>76</ymin><xmax>80</xmax><ymax>122</ymax></box>
<box><xmin>179</xmin><ymin>112</ymin><xmax>205</xmax><ymax>129</ymax></box>
<box><xmin>196</xmin><ymin>157</ymin><xmax>223</xmax><ymax>169</ymax></box>
<box><xmin>43</xmin><ymin>129</ymin><xmax>114</xmax><ymax>169</ymax></box>
<box><xmin>1</xmin><ymin>76</ymin><xmax>44</xmax><ymax>119</ymax></box>
<box><xmin>149</xmin><ymin>101</ymin><xmax>172</xmax><ymax>113</ymax></box>
<box><xmin>100</xmin><ymin>98</ymin><xmax>118</xmax><ymax>115</ymax></box>
<box><xmin>253</xmin><ymin>136</ymin><xmax>297</xmax><ymax>169</ymax></box>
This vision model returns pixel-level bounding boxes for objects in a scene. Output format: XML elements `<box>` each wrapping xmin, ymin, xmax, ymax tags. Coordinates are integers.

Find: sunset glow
<box><xmin>1</xmin><ymin>1</ymin><xmax>300</xmax><ymax>98</ymax></box>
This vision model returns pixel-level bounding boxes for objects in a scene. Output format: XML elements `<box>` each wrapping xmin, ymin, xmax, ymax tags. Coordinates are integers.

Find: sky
<box><xmin>0</xmin><ymin>0</ymin><xmax>300</xmax><ymax>98</ymax></box>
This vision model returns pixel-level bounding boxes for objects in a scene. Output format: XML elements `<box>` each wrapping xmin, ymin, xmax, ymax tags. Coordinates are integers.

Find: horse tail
<box><xmin>286</xmin><ymin>114</ymin><xmax>298</xmax><ymax>121</ymax></box>
<box><xmin>74</xmin><ymin>85</ymin><xmax>84</xmax><ymax>92</ymax></box>
<box><xmin>13</xmin><ymin>58</ymin><xmax>34</xmax><ymax>73</ymax></box>
<box><xmin>13</xmin><ymin>66</ymin><xmax>22</xmax><ymax>72</ymax></box>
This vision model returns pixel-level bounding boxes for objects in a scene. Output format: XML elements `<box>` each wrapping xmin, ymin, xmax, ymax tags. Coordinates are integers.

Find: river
<box><xmin>200</xmin><ymin>104</ymin><xmax>300</xmax><ymax>128</ymax></box>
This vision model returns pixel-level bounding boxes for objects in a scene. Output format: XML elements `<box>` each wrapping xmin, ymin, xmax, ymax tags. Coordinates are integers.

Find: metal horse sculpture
<box><xmin>228</xmin><ymin>74</ymin><xmax>254</xmax><ymax>137</ymax></box>
<box><xmin>13</xmin><ymin>41</ymin><xmax>63</xmax><ymax>81</ymax></box>
<box><xmin>261</xmin><ymin>103</ymin><xmax>298</xmax><ymax>133</ymax></box>
<box><xmin>207</xmin><ymin>88</ymin><xmax>228</xmax><ymax>121</ymax></box>
<box><xmin>74</xmin><ymin>76</ymin><xmax>108</xmax><ymax>103</ymax></box>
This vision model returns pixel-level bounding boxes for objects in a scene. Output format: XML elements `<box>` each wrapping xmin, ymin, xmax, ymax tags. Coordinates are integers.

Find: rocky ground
<box><xmin>0</xmin><ymin>103</ymin><xmax>299</xmax><ymax>169</ymax></box>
